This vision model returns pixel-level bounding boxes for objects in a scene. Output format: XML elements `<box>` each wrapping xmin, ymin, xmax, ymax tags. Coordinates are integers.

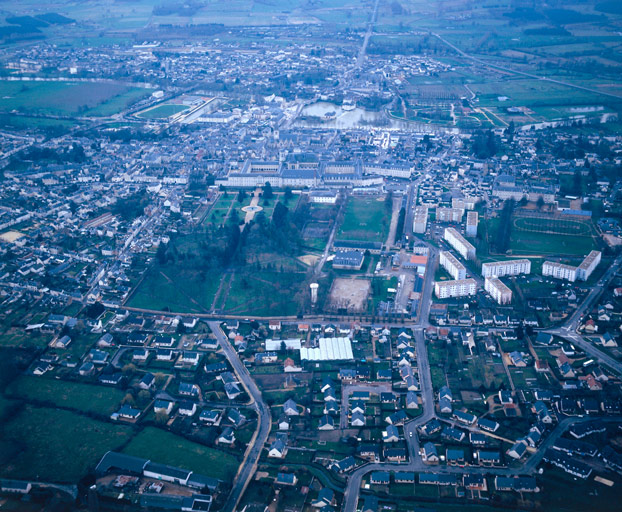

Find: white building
<box><xmin>440</xmin><ymin>251</ymin><xmax>467</xmax><ymax>280</ymax></box>
<box><xmin>444</xmin><ymin>227</ymin><xmax>476</xmax><ymax>260</ymax></box>
<box><xmin>577</xmin><ymin>250</ymin><xmax>601</xmax><ymax>281</ymax></box>
<box><xmin>481</xmin><ymin>259</ymin><xmax>531</xmax><ymax>278</ymax></box>
<box><xmin>452</xmin><ymin>197</ymin><xmax>478</xmax><ymax>210</ymax></box>
<box><xmin>434</xmin><ymin>278</ymin><xmax>477</xmax><ymax>299</ymax></box>
<box><xmin>437</xmin><ymin>207</ymin><xmax>464</xmax><ymax>223</ymax></box>
<box><xmin>543</xmin><ymin>261</ymin><xmax>577</xmax><ymax>282</ymax></box>
<box><xmin>485</xmin><ymin>277</ymin><xmax>513</xmax><ymax>305</ymax></box>
<box><xmin>413</xmin><ymin>206</ymin><xmax>428</xmax><ymax>234</ymax></box>
<box><xmin>466</xmin><ymin>211</ymin><xmax>478</xmax><ymax>237</ymax></box>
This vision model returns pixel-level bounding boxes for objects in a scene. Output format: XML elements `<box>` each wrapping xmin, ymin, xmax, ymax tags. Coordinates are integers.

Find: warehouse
<box><xmin>300</xmin><ymin>337</ymin><xmax>354</xmax><ymax>361</ymax></box>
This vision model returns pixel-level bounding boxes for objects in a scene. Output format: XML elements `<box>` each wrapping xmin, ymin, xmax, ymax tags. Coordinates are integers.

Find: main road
<box><xmin>208</xmin><ymin>321</ymin><xmax>272</xmax><ymax>512</ymax></box>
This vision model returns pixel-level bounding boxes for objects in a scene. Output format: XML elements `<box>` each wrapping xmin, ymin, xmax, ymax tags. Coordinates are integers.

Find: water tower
<box><xmin>310</xmin><ymin>283</ymin><xmax>319</xmax><ymax>305</ymax></box>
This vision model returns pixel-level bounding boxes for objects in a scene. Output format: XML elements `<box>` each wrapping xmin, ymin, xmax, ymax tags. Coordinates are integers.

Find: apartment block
<box><xmin>543</xmin><ymin>261</ymin><xmax>577</xmax><ymax>282</ymax></box>
<box><xmin>437</xmin><ymin>207</ymin><xmax>464</xmax><ymax>223</ymax></box>
<box><xmin>466</xmin><ymin>211</ymin><xmax>478</xmax><ymax>237</ymax></box>
<box><xmin>440</xmin><ymin>251</ymin><xmax>467</xmax><ymax>280</ymax></box>
<box><xmin>485</xmin><ymin>277</ymin><xmax>512</xmax><ymax>305</ymax></box>
<box><xmin>481</xmin><ymin>259</ymin><xmax>531</xmax><ymax>278</ymax></box>
<box><xmin>577</xmin><ymin>250</ymin><xmax>601</xmax><ymax>281</ymax></box>
<box><xmin>444</xmin><ymin>227</ymin><xmax>476</xmax><ymax>260</ymax></box>
<box><xmin>413</xmin><ymin>206</ymin><xmax>428</xmax><ymax>234</ymax></box>
<box><xmin>434</xmin><ymin>278</ymin><xmax>477</xmax><ymax>299</ymax></box>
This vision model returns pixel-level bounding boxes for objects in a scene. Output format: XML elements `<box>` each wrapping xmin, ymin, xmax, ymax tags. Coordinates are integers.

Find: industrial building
<box><xmin>300</xmin><ymin>337</ymin><xmax>354</xmax><ymax>361</ymax></box>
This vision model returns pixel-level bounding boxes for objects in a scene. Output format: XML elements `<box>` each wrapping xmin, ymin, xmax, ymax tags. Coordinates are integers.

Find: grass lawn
<box><xmin>6</xmin><ymin>375</ymin><xmax>125</xmax><ymax>416</ymax></box>
<box><xmin>223</xmin><ymin>270</ymin><xmax>305</xmax><ymax>316</ymax></box>
<box><xmin>337</xmin><ymin>196</ymin><xmax>390</xmax><ymax>243</ymax></box>
<box><xmin>0</xmin><ymin>406</ymin><xmax>133</xmax><ymax>483</ymax></box>
<box><xmin>0</xmin><ymin>81</ymin><xmax>151</xmax><ymax>117</ymax></box>
<box><xmin>123</xmin><ymin>427</ymin><xmax>239</xmax><ymax>481</ymax></box>
<box><xmin>127</xmin><ymin>266</ymin><xmax>220</xmax><ymax>313</ymax></box>
<box><xmin>137</xmin><ymin>103</ymin><xmax>189</xmax><ymax>119</ymax></box>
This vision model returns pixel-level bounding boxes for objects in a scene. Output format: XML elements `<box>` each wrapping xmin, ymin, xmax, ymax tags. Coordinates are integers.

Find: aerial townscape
<box><xmin>1</xmin><ymin>1</ymin><xmax>622</xmax><ymax>512</ymax></box>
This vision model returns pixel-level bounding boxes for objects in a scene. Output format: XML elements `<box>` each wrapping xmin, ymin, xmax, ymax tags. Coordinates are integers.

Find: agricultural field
<box><xmin>0</xmin><ymin>81</ymin><xmax>151</xmax><ymax>117</ymax></box>
<box><xmin>5</xmin><ymin>375</ymin><xmax>125</xmax><ymax>416</ymax></box>
<box><xmin>122</xmin><ymin>427</ymin><xmax>239</xmax><ymax>481</ymax></box>
<box><xmin>0</xmin><ymin>406</ymin><xmax>134</xmax><ymax>483</ymax></box>
<box><xmin>337</xmin><ymin>196</ymin><xmax>391</xmax><ymax>243</ymax></box>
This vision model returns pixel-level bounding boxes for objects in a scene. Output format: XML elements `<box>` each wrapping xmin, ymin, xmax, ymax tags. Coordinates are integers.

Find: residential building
<box><xmin>485</xmin><ymin>277</ymin><xmax>512</xmax><ymax>305</ymax></box>
<box><xmin>444</xmin><ymin>227</ymin><xmax>476</xmax><ymax>260</ymax></box>
<box><xmin>434</xmin><ymin>278</ymin><xmax>477</xmax><ymax>299</ymax></box>
<box><xmin>481</xmin><ymin>259</ymin><xmax>531</xmax><ymax>278</ymax></box>
<box><xmin>440</xmin><ymin>251</ymin><xmax>467</xmax><ymax>280</ymax></box>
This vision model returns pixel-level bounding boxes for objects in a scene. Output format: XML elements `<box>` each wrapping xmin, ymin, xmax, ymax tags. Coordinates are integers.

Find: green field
<box><xmin>137</xmin><ymin>103</ymin><xmax>189</xmax><ymax>119</ymax></box>
<box><xmin>0</xmin><ymin>406</ymin><xmax>133</xmax><ymax>483</ymax></box>
<box><xmin>0</xmin><ymin>81</ymin><xmax>151</xmax><ymax>117</ymax></box>
<box><xmin>122</xmin><ymin>427</ymin><xmax>239</xmax><ymax>481</ymax></box>
<box><xmin>6</xmin><ymin>375</ymin><xmax>125</xmax><ymax>416</ymax></box>
<box><xmin>337</xmin><ymin>196</ymin><xmax>390</xmax><ymax>243</ymax></box>
<box><xmin>127</xmin><ymin>266</ymin><xmax>220</xmax><ymax>313</ymax></box>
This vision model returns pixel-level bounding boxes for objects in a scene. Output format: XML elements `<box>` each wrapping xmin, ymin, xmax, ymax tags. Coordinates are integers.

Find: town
<box><xmin>0</xmin><ymin>1</ymin><xmax>622</xmax><ymax>512</ymax></box>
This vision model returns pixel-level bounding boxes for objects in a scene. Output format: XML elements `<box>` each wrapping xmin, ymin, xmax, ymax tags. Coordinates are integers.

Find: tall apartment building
<box><xmin>452</xmin><ymin>197</ymin><xmax>478</xmax><ymax>210</ymax></box>
<box><xmin>543</xmin><ymin>251</ymin><xmax>601</xmax><ymax>283</ymax></box>
<box><xmin>437</xmin><ymin>207</ymin><xmax>464</xmax><ymax>223</ymax></box>
<box><xmin>577</xmin><ymin>250</ymin><xmax>601</xmax><ymax>281</ymax></box>
<box><xmin>481</xmin><ymin>259</ymin><xmax>531</xmax><ymax>278</ymax></box>
<box><xmin>440</xmin><ymin>251</ymin><xmax>467</xmax><ymax>280</ymax></box>
<box><xmin>434</xmin><ymin>278</ymin><xmax>477</xmax><ymax>299</ymax></box>
<box><xmin>543</xmin><ymin>261</ymin><xmax>577</xmax><ymax>282</ymax></box>
<box><xmin>466</xmin><ymin>211</ymin><xmax>478</xmax><ymax>237</ymax></box>
<box><xmin>485</xmin><ymin>277</ymin><xmax>512</xmax><ymax>305</ymax></box>
<box><xmin>444</xmin><ymin>227</ymin><xmax>476</xmax><ymax>261</ymax></box>
<box><xmin>413</xmin><ymin>206</ymin><xmax>428</xmax><ymax>234</ymax></box>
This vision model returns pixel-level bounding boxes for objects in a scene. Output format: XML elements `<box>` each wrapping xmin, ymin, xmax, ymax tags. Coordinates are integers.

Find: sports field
<box><xmin>337</xmin><ymin>196</ymin><xmax>390</xmax><ymax>243</ymax></box>
<box><xmin>137</xmin><ymin>103</ymin><xmax>189</xmax><ymax>119</ymax></box>
<box><xmin>510</xmin><ymin>214</ymin><xmax>598</xmax><ymax>256</ymax></box>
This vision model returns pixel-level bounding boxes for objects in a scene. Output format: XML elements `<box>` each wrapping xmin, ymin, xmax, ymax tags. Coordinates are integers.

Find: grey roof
<box><xmin>95</xmin><ymin>451</ymin><xmax>148</xmax><ymax>474</ymax></box>
<box><xmin>144</xmin><ymin>461</ymin><xmax>191</xmax><ymax>480</ymax></box>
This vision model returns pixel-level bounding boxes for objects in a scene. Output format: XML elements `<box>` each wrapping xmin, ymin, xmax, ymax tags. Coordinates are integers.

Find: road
<box><xmin>355</xmin><ymin>0</ymin><xmax>381</xmax><ymax>69</ymax></box>
<box><xmin>208</xmin><ymin>322</ymin><xmax>272</xmax><ymax>512</ymax></box>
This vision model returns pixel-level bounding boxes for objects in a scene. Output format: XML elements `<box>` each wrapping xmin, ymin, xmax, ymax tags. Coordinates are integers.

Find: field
<box><xmin>510</xmin><ymin>214</ymin><xmax>599</xmax><ymax>256</ymax></box>
<box><xmin>0</xmin><ymin>81</ymin><xmax>151</xmax><ymax>117</ymax></box>
<box><xmin>329</xmin><ymin>277</ymin><xmax>371</xmax><ymax>312</ymax></box>
<box><xmin>122</xmin><ymin>427</ymin><xmax>239</xmax><ymax>481</ymax></box>
<box><xmin>127</xmin><ymin>266</ymin><xmax>219</xmax><ymax>313</ymax></box>
<box><xmin>337</xmin><ymin>196</ymin><xmax>390</xmax><ymax>243</ymax></box>
<box><xmin>0</xmin><ymin>406</ymin><xmax>133</xmax><ymax>483</ymax></box>
<box><xmin>137</xmin><ymin>103</ymin><xmax>189</xmax><ymax>119</ymax></box>
<box><xmin>6</xmin><ymin>375</ymin><xmax>125</xmax><ymax>416</ymax></box>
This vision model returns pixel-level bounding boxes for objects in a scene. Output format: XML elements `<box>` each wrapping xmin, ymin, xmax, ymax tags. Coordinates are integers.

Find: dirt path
<box><xmin>385</xmin><ymin>195</ymin><xmax>402</xmax><ymax>247</ymax></box>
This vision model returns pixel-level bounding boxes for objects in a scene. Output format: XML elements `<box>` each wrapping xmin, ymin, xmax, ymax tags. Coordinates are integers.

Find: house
<box><xmin>56</xmin><ymin>335</ymin><xmax>72</xmax><ymax>348</ymax></box>
<box><xmin>464</xmin><ymin>474</ymin><xmax>487</xmax><ymax>491</ymax></box>
<box><xmin>99</xmin><ymin>372</ymin><xmax>123</xmax><ymax>386</ymax></box>
<box><xmin>569</xmin><ymin>420</ymin><xmax>606</xmax><ymax>439</ymax></box>
<box><xmin>154</xmin><ymin>400</ymin><xmax>174</xmax><ymax>415</ymax></box>
<box><xmin>543</xmin><ymin>449</ymin><xmax>592</xmax><ymax>478</ymax></box>
<box><xmin>218</xmin><ymin>427</ymin><xmax>235</xmax><ymax>445</ymax></box>
<box><xmin>495</xmin><ymin>476</ymin><xmax>539</xmax><ymax>492</ymax></box>
<box><xmin>319</xmin><ymin>414</ymin><xmax>335</xmax><ymax>430</ymax></box>
<box><xmin>422</xmin><ymin>442</ymin><xmax>439</xmax><ymax>463</ymax></box>
<box><xmin>350</xmin><ymin>400</ymin><xmax>365</xmax><ymax>415</ymax></box>
<box><xmin>370</xmin><ymin>471</ymin><xmax>390</xmax><ymax>485</ymax></box>
<box><xmin>442</xmin><ymin>426</ymin><xmax>465</xmax><ymax>443</ymax></box>
<box><xmin>499</xmin><ymin>390</ymin><xmax>513</xmax><ymax>405</ymax></box>
<box><xmin>89</xmin><ymin>349</ymin><xmax>109</xmax><ymax>364</ymax></box>
<box><xmin>199</xmin><ymin>409</ymin><xmax>221</xmax><ymax>425</ymax></box>
<box><xmin>178</xmin><ymin>382</ymin><xmax>199</xmax><ymax>397</ymax></box>
<box><xmin>361</xmin><ymin>495</ymin><xmax>379</xmax><ymax>512</ymax></box>
<box><xmin>477</xmin><ymin>417</ymin><xmax>499</xmax><ymax>432</ymax></box>
<box><xmin>156</xmin><ymin>349</ymin><xmax>175</xmax><ymax>361</ymax></box>
<box><xmin>470</xmin><ymin>432</ymin><xmax>487</xmax><ymax>446</ymax></box>
<box><xmin>358</xmin><ymin>444</ymin><xmax>380</xmax><ymax>461</ymax></box>
<box><xmin>139</xmin><ymin>372</ymin><xmax>155</xmax><ymax>390</ymax></box>
<box><xmin>534</xmin><ymin>401</ymin><xmax>554</xmax><ymax>423</ymax></box>
<box><xmin>476</xmin><ymin>450</ymin><xmax>502</xmax><ymax>466</ymax></box>
<box><xmin>268</xmin><ymin>320</ymin><xmax>281</xmax><ymax>331</ymax></box>
<box><xmin>394</xmin><ymin>472</ymin><xmax>415</xmax><ymax>484</ymax></box>
<box><xmin>509</xmin><ymin>351</ymin><xmax>527</xmax><ymax>367</ymax></box>
<box><xmin>382</xmin><ymin>425</ymin><xmax>400</xmax><ymax>443</ymax></box>
<box><xmin>153</xmin><ymin>335</ymin><xmax>175</xmax><ymax>347</ymax></box>
<box><xmin>406</xmin><ymin>391</ymin><xmax>419</xmax><ymax>409</ymax></box>
<box><xmin>268</xmin><ymin>438</ymin><xmax>287</xmax><ymax>458</ymax></box>
<box><xmin>227</xmin><ymin>408</ymin><xmax>246</xmax><ymax>427</ymax></box>
<box><xmin>277</xmin><ymin>414</ymin><xmax>290</xmax><ymax>431</ymax></box>
<box><xmin>276</xmin><ymin>472</ymin><xmax>298</xmax><ymax>486</ymax></box>
<box><xmin>283</xmin><ymin>398</ymin><xmax>300</xmax><ymax>416</ymax></box>
<box><xmin>98</xmin><ymin>333</ymin><xmax>114</xmax><ymax>347</ymax></box>
<box><xmin>133</xmin><ymin>349</ymin><xmax>150</xmax><ymax>362</ymax></box>
<box><xmin>446</xmin><ymin>448</ymin><xmax>465</xmax><ymax>466</ymax></box>
<box><xmin>419</xmin><ymin>473</ymin><xmax>458</xmax><ymax>486</ymax></box>
<box><xmin>331</xmin><ymin>456</ymin><xmax>357</xmax><ymax>473</ymax></box>
<box><xmin>453</xmin><ymin>410</ymin><xmax>477</xmax><ymax>425</ymax></box>
<box><xmin>78</xmin><ymin>361</ymin><xmax>95</xmax><ymax>376</ymax></box>
<box><xmin>224</xmin><ymin>382</ymin><xmax>242</xmax><ymax>399</ymax></box>
<box><xmin>386</xmin><ymin>410</ymin><xmax>408</xmax><ymax>426</ymax></box>
<box><xmin>324</xmin><ymin>401</ymin><xmax>339</xmax><ymax>415</ymax></box>
<box><xmin>507</xmin><ymin>440</ymin><xmax>528</xmax><ymax>460</ymax></box>
<box><xmin>0</xmin><ymin>479</ymin><xmax>32</xmax><ymax>494</ymax></box>
<box><xmin>311</xmin><ymin>488</ymin><xmax>334</xmax><ymax>508</ymax></box>
<box><xmin>419</xmin><ymin>419</ymin><xmax>442</xmax><ymax>436</ymax></box>
<box><xmin>383</xmin><ymin>447</ymin><xmax>407</xmax><ymax>462</ymax></box>
<box><xmin>178</xmin><ymin>401</ymin><xmax>197</xmax><ymax>416</ymax></box>
<box><xmin>535</xmin><ymin>332</ymin><xmax>554</xmax><ymax>345</ymax></box>
<box><xmin>118</xmin><ymin>404</ymin><xmax>141</xmax><ymax>420</ymax></box>
<box><xmin>351</xmin><ymin>411</ymin><xmax>365</xmax><ymax>427</ymax></box>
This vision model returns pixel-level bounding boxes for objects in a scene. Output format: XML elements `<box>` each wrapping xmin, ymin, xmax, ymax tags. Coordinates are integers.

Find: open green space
<box><xmin>0</xmin><ymin>406</ymin><xmax>133</xmax><ymax>483</ymax></box>
<box><xmin>127</xmin><ymin>265</ymin><xmax>220</xmax><ymax>313</ymax></box>
<box><xmin>337</xmin><ymin>196</ymin><xmax>390</xmax><ymax>243</ymax></box>
<box><xmin>122</xmin><ymin>427</ymin><xmax>239</xmax><ymax>481</ymax></box>
<box><xmin>0</xmin><ymin>81</ymin><xmax>151</xmax><ymax>117</ymax></box>
<box><xmin>137</xmin><ymin>103</ymin><xmax>189</xmax><ymax>119</ymax></box>
<box><xmin>5</xmin><ymin>375</ymin><xmax>124</xmax><ymax>416</ymax></box>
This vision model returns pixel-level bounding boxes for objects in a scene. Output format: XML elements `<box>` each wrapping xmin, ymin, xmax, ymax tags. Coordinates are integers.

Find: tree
<box><xmin>263</xmin><ymin>181</ymin><xmax>274</xmax><ymax>200</ymax></box>
<box><xmin>154</xmin><ymin>372</ymin><xmax>167</xmax><ymax>387</ymax></box>
<box><xmin>536</xmin><ymin>196</ymin><xmax>545</xmax><ymax>211</ymax></box>
<box><xmin>155</xmin><ymin>411</ymin><xmax>169</xmax><ymax>425</ymax></box>
<box><xmin>122</xmin><ymin>393</ymin><xmax>135</xmax><ymax>406</ymax></box>
<box><xmin>137</xmin><ymin>389</ymin><xmax>151</xmax><ymax>406</ymax></box>
<box><xmin>122</xmin><ymin>363</ymin><xmax>136</xmax><ymax>376</ymax></box>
